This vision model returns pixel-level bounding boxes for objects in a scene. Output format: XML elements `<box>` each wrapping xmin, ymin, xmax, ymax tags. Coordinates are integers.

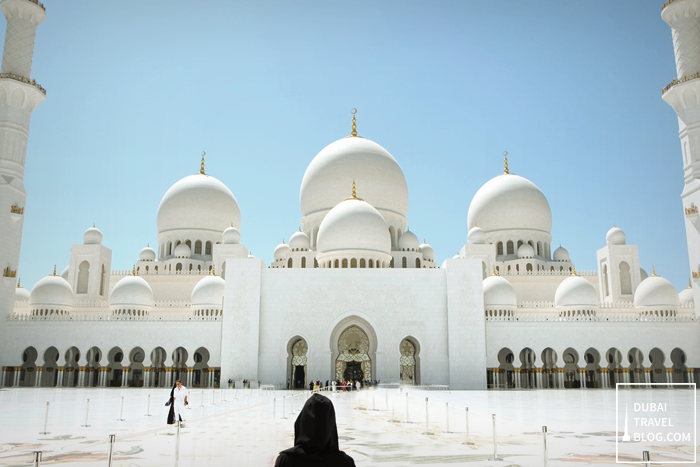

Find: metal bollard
<box><xmin>282</xmin><ymin>396</ymin><xmax>287</xmax><ymax>419</ymax></box>
<box><xmin>543</xmin><ymin>426</ymin><xmax>548</xmax><ymax>467</ymax></box>
<box><xmin>174</xmin><ymin>421</ymin><xmax>181</xmax><ymax>467</ymax></box>
<box><xmin>39</xmin><ymin>401</ymin><xmax>50</xmax><ymax>434</ymax></box>
<box><xmin>32</xmin><ymin>450</ymin><xmax>42</xmax><ymax>467</ymax></box>
<box><xmin>488</xmin><ymin>414</ymin><xmax>503</xmax><ymax>461</ymax></box>
<box><xmin>212</xmin><ymin>390</ymin><xmax>215</xmax><ymax>405</ymax></box>
<box><xmin>273</xmin><ymin>398</ymin><xmax>276</xmax><ymax>419</ymax></box>
<box><xmin>290</xmin><ymin>393</ymin><xmax>294</xmax><ymax>414</ymax></box>
<box><xmin>643</xmin><ymin>451</ymin><xmax>650</xmax><ymax>466</ymax></box>
<box><xmin>117</xmin><ymin>396</ymin><xmax>125</xmax><ymax>421</ymax></box>
<box><xmin>444</xmin><ymin>402</ymin><xmax>450</xmax><ymax>433</ymax></box>
<box><xmin>406</xmin><ymin>393</ymin><xmax>410</xmax><ymax>423</ymax></box>
<box><xmin>146</xmin><ymin>394</ymin><xmax>151</xmax><ymax>417</ymax></box>
<box><xmin>372</xmin><ymin>390</ymin><xmax>376</xmax><ymax>411</ymax></box>
<box><xmin>200</xmin><ymin>391</ymin><xmax>204</xmax><ymax>407</ymax></box>
<box><xmin>82</xmin><ymin>399</ymin><xmax>91</xmax><ymax>427</ymax></box>
<box><xmin>462</xmin><ymin>407</ymin><xmax>474</xmax><ymax>445</ymax></box>
<box><xmin>385</xmin><ymin>390</ymin><xmax>388</xmax><ymax>410</ymax></box>
<box><xmin>422</xmin><ymin>397</ymin><xmax>434</xmax><ymax>435</ymax></box>
<box><xmin>107</xmin><ymin>434</ymin><xmax>116</xmax><ymax>467</ymax></box>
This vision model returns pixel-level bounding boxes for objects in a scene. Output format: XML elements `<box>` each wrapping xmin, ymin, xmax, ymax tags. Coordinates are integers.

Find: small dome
<box><xmin>483</xmin><ymin>275</ymin><xmax>517</xmax><ymax>309</ymax></box>
<box><xmin>634</xmin><ymin>274</ymin><xmax>680</xmax><ymax>309</ymax></box>
<box><xmin>222</xmin><ymin>226</ymin><xmax>241</xmax><ymax>244</ymax></box>
<box><xmin>640</xmin><ymin>267</ymin><xmax>648</xmax><ymax>281</ymax></box>
<box><xmin>173</xmin><ymin>243</ymin><xmax>191</xmax><ymax>258</ymax></box>
<box><xmin>679</xmin><ymin>284</ymin><xmax>694</xmax><ymax>305</ymax></box>
<box><xmin>555</xmin><ymin>275</ymin><xmax>598</xmax><ymax>308</ymax></box>
<box><xmin>110</xmin><ymin>276</ymin><xmax>154</xmax><ymax>308</ymax></box>
<box><xmin>289</xmin><ymin>231</ymin><xmax>310</xmax><ymax>250</ymax></box>
<box><xmin>274</xmin><ymin>242</ymin><xmax>290</xmax><ymax>260</ymax></box>
<box><xmin>191</xmin><ymin>274</ymin><xmax>225</xmax><ymax>307</ymax></box>
<box><xmin>83</xmin><ymin>226</ymin><xmax>103</xmax><ymax>245</ymax></box>
<box><xmin>468</xmin><ymin>226</ymin><xmax>486</xmax><ymax>244</ymax></box>
<box><xmin>467</xmin><ymin>174</ymin><xmax>552</xmax><ymax>234</ymax></box>
<box><xmin>398</xmin><ymin>229</ymin><xmax>419</xmax><ymax>250</ymax></box>
<box><xmin>553</xmin><ymin>245</ymin><xmax>569</xmax><ymax>261</ymax></box>
<box><xmin>248</xmin><ymin>252</ymin><xmax>256</xmax><ymax>258</ymax></box>
<box><xmin>29</xmin><ymin>274</ymin><xmax>74</xmax><ymax>309</ymax></box>
<box><xmin>452</xmin><ymin>254</ymin><xmax>461</xmax><ymax>259</ymax></box>
<box><xmin>157</xmin><ymin>173</ymin><xmax>241</xmax><ymax>235</ymax></box>
<box><xmin>139</xmin><ymin>245</ymin><xmax>156</xmax><ymax>262</ymax></box>
<box><xmin>317</xmin><ymin>198</ymin><xmax>391</xmax><ymax>254</ymax></box>
<box><xmin>61</xmin><ymin>266</ymin><xmax>69</xmax><ymax>280</ymax></box>
<box><xmin>15</xmin><ymin>283</ymin><xmax>30</xmax><ymax>302</ymax></box>
<box><xmin>419</xmin><ymin>242</ymin><xmax>434</xmax><ymax>261</ymax></box>
<box><xmin>517</xmin><ymin>243</ymin><xmax>535</xmax><ymax>259</ymax></box>
<box><xmin>606</xmin><ymin>226</ymin><xmax>626</xmax><ymax>245</ymax></box>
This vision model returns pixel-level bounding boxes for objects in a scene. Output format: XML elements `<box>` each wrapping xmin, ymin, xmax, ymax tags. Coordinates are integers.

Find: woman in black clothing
<box><xmin>274</xmin><ymin>393</ymin><xmax>355</xmax><ymax>467</ymax></box>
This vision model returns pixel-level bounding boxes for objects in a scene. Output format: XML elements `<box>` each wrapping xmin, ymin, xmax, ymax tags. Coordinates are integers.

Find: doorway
<box><xmin>294</xmin><ymin>365</ymin><xmax>305</xmax><ymax>388</ymax></box>
<box><xmin>344</xmin><ymin>362</ymin><xmax>363</xmax><ymax>381</ymax></box>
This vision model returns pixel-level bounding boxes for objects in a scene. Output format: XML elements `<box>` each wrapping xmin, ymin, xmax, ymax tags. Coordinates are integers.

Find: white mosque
<box><xmin>1</xmin><ymin>0</ymin><xmax>699</xmax><ymax>391</ymax></box>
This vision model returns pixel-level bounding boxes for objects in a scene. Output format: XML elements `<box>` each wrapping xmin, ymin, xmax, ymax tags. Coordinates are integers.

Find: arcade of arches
<box><xmin>489</xmin><ymin>346</ymin><xmax>697</xmax><ymax>389</ymax></box>
<box><xmin>2</xmin><ymin>346</ymin><xmax>220</xmax><ymax>389</ymax></box>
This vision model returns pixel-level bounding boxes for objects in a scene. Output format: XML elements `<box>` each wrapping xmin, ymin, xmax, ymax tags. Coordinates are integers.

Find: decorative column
<box><xmin>12</xmin><ymin>366</ymin><xmax>20</xmax><ymax>386</ymax></box>
<box><xmin>514</xmin><ymin>368</ymin><xmax>521</xmax><ymax>389</ymax></box>
<box><xmin>56</xmin><ymin>366</ymin><xmax>64</xmax><ymax>387</ymax></box>
<box><xmin>77</xmin><ymin>367</ymin><xmax>86</xmax><ymax>387</ymax></box>
<box><xmin>666</xmin><ymin>368</ymin><xmax>673</xmax><ymax>385</ymax></box>
<box><xmin>187</xmin><ymin>367</ymin><xmax>193</xmax><ymax>387</ymax></box>
<box><xmin>535</xmin><ymin>368</ymin><xmax>542</xmax><ymax>388</ymax></box>
<box><xmin>143</xmin><ymin>367</ymin><xmax>150</xmax><ymax>388</ymax></box>
<box><xmin>165</xmin><ymin>367</ymin><xmax>172</xmax><ymax>387</ymax></box>
<box><xmin>209</xmin><ymin>367</ymin><xmax>215</xmax><ymax>388</ymax></box>
<box><xmin>579</xmin><ymin>368</ymin><xmax>586</xmax><ymax>389</ymax></box>
<box><xmin>0</xmin><ymin>366</ymin><xmax>6</xmax><ymax>387</ymax></box>
<box><xmin>558</xmin><ymin>368</ymin><xmax>565</xmax><ymax>388</ymax></box>
<box><xmin>100</xmin><ymin>367</ymin><xmax>108</xmax><ymax>388</ymax></box>
<box><xmin>34</xmin><ymin>366</ymin><xmax>42</xmax><ymax>387</ymax></box>
<box><xmin>121</xmin><ymin>367</ymin><xmax>129</xmax><ymax>387</ymax></box>
<box><xmin>644</xmin><ymin>368</ymin><xmax>651</xmax><ymax>387</ymax></box>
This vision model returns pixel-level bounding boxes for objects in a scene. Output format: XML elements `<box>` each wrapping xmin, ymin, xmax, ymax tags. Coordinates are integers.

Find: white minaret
<box><xmin>0</xmin><ymin>0</ymin><xmax>46</xmax><ymax>319</ymax></box>
<box><xmin>662</xmin><ymin>0</ymin><xmax>700</xmax><ymax>314</ymax></box>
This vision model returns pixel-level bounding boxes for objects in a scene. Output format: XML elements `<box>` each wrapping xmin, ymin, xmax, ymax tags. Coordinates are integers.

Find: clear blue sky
<box><xmin>14</xmin><ymin>1</ymin><xmax>689</xmax><ymax>292</ymax></box>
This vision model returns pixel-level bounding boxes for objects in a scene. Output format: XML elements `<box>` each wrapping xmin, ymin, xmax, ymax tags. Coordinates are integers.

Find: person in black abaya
<box><xmin>166</xmin><ymin>383</ymin><xmax>176</xmax><ymax>425</ymax></box>
<box><xmin>274</xmin><ymin>393</ymin><xmax>355</xmax><ymax>467</ymax></box>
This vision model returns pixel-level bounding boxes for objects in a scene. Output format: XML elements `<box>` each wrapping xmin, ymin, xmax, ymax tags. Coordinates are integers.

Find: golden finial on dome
<box><xmin>211</xmin><ymin>264</ymin><xmax>216</xmax><ymax>276</ymax></box>
<box><xmin>503</xmin><ymin>151</ymin><xmax>509</xmax><ymax>174</ymax></box>
<box><xmin>493</xmin><ymin>265</ymin><xmax>498</xmax><ymax>276</ymax></box>
<box><xmin>688</xmin><ymin>279</ymin><xmax>692</xmax><ymax>288</ymax></box>
<box><xmin>132</xmin><ymin>265</ymin><xmax>137</xmax><ymax>276</ymax></box>
<box><xmin>200</xmin><ymin>151</ymin><xmax>206</xmax><ymax>175</ymax></box>
<box><xmin>351</xmin><ymin>108</ymin><xmax>357</xmax><ymax>137</ymax></box>
<box><xmin>52</xmin><ymin>265</ymin><xmax>56</xmax><ymax>276</ymax></box>
<box><xmin>17</xmin><ymin>278</ymin><xmax>20</xmax><ymax>288</ymax></box>
<box><xmin>346</xmin><ymin>180</ymin><xmax>363</xmax><ymax>201</ymax></box>
<box><xmin>93</xmin><ymin>223</ymin><xmax>95</xmax><ymax>228</ymax></box>
<box><xmin>282</xmin><ymin>239</ymin><xmax>285</xmax><ymax>244</ymax></box>
<box><xmin>652</xmin><ymin>265</ymin><xmax>657</xmax><ymax>276</ymax></box>
<box><xmin>571</xmin><ymin>265</ymin><xmax>578</xmax><ymax>276</ymax></box>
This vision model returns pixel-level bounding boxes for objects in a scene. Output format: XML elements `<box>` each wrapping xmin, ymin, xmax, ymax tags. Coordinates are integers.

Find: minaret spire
<box><xmin>200</xmin><ymin>151</ymin><xmax>206</xmax><ymax>175</ymax></box>
<box><xmin>351</xmin><ymin>108</ymin><xmax>357</xmax><ymax>137</ymax></box>
<box><xmin>503</xmin><ymin>151</ymin><xmax>509</xmax><ymax>174</ymax></box>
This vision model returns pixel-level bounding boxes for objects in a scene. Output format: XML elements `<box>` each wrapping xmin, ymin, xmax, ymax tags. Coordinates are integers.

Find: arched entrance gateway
<box><xmin>336</xmin><ymin>326</ymin><xmax>371</xmax><ymax>382</ymax></box>
<box><xmin>291</xmin><ymin>338</ymin><xmax>308</xmax><ymax>389</ymax></box>
<box><xmin>400</xmin><ymin>339</ymin><xmax>417</xmax><ymax>385</ymax></box>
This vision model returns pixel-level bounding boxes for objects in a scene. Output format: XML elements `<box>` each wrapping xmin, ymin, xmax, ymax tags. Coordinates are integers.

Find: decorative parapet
<box><xmin>599</xmin><ymin>301</ymin><xmax>635</xmax><ymax>309</ymax></box>
<box><xmin>501</xmin><ymin>269</ymin><xmax>597</xmax><ymax>277</ymax></box>
<box><xmin>13</xmin><ymin>300</ymin><xmax>28</xmax><ymax>308</ymax></box>
<box><xmin>27</xmin><ymin>0</ymin><xmax>45</xmax><ymax>11</ymax></box>
<box><xmin>8</xmin><ymin>312</ymin><xmax>220</xmax><ymax>322</ymax></box>
<box><xmin>517</xmin><ymin>301</ymin><xmax>554</xmax><ymax>309</ymax></box>
<box><xmin>680</xmin><ymin>301</ymin><xmax>695</xmax><ymax>309</ymax></box>
<box><xmin>112</xmin><ymin>269</ymin><xmax>210</xmax><ymax>276</ymax></box>
<box><xmin>0</xmin><ymin>73</ymin><xmax>45</xmax><ymax>95</ymax></box>
<box><xmin>499</xmin><ymin>311</ymin><xmax>698</xmax><ymax>323</ymax></box>
<box><xmin>154</xmin><ymin>300</ymin><xmax>191</xmax><ymax>308</ymax></box>
<box><xmin>10</xmin><ymin>205</ymin><xmax>23</xmax><ymax>214</ymax></box>
<box><xmin>74</xmin><ymin>299</ymin><xmax>109</xmax><ymax>308</ymax></box>
<box><xmin>3</xmin><ymin>267</ymin><xmax>16</xmax><ymax>277</ymax></box>
<box><xmin>662</xmin><ymin>71</ymin><xmax>700</xmax><ymax>95</ymax></box>
<box><xmin>662</xmin><ymin>0</ymin><xmax>679</xmax><ymax>11</ymax></box>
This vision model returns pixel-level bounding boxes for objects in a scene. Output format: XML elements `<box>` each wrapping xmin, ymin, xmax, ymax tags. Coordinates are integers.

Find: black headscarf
<box><xmin>166</xmin><ymin>384</ymin><xmax>176</xmax><ymax>425</ymax></box>
<box><xmin>274</xmin><ymin>393</ymin><xmax>355</xmax><ymax>467</ymax></box>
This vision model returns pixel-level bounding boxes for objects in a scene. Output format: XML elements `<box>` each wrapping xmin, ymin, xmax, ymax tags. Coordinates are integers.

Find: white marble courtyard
<box><xmin>0</xmin><ymin>386</ymin><xmax>696</xmax><ymax>466</ymax></box>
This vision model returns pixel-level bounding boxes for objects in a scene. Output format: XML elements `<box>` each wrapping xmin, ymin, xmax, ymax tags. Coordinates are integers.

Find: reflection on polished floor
<box><xmin>0</xmin><ymin>387</ymin><xmax>696</xmax><ymax>466</ymax></box>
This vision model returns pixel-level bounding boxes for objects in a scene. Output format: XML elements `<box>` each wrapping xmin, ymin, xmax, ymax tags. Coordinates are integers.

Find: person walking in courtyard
<box><xmin>355</xmin><ymin>380</ymin><xmax>361</xmax><ymax>391</ymax></box>
<box><xmin>332</xmin><ymin>380</ymin><xmax>336</xmax><ymax>392</ymax></box>
<box><xmin>342</xmin><ymin>380</ymin><xmax>346</xmax><ymax>392</ymax></box>
<box><xmin>274</xmin><ymin>393</ymin><xmax>355</xmax><ymax>466</ymax></box>
<box><xmin>166</xmin><ymin>379</ymin><xmax>188</xmax><ymax>426</ymax></box>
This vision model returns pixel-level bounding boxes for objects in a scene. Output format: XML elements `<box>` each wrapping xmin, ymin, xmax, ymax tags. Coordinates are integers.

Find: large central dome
<box><xmin>300</xmin><ymin>137</ymin><xmax>409</xmax><ymax>217</ymax></box>
<box><xmin>157</xmin><ymin>173</ymin><xmax>241</xmax><ymax>234</ymax></box>
<box><xmin>467</xmin><ymin>173</ymin><xmax>552</xmax><ymax>234</ymax></box>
